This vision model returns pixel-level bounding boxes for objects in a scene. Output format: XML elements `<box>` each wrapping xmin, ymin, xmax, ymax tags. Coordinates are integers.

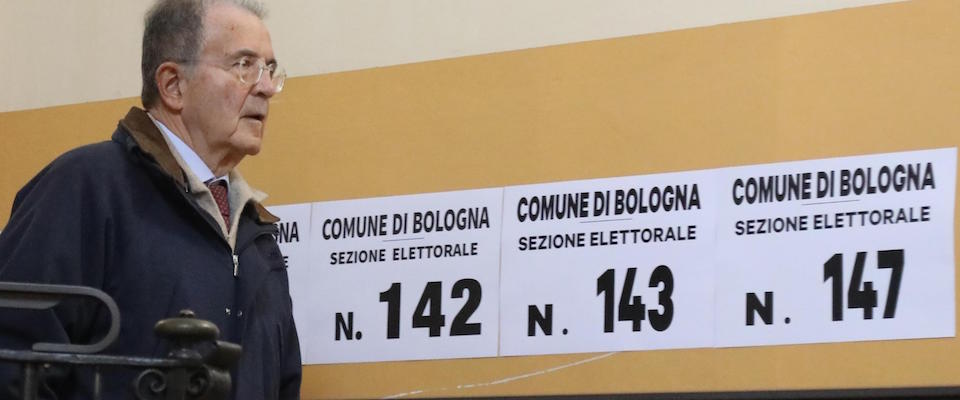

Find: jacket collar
<box><xmin>116</xmin><ymin>107</ymin><xmax>280</xmax><ymax>224</ymax></box>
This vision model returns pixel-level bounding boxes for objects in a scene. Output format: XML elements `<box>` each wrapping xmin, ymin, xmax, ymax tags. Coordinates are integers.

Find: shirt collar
<box><xmin>148</xmin><ymin>114</ymin><xmax>228</xmax><ymax>186</ymax></box>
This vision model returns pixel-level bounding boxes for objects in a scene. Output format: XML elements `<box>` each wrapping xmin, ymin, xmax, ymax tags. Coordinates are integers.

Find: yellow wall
<box><xmin>0</xmin><ymin>1</ymin><xmax>958</xmax><ymax>398</ymax></box>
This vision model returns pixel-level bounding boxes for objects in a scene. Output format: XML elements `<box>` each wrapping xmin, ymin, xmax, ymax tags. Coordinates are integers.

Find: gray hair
<box><xmin>140</xmin><ymin>0</ymin><xmax>266</xmax><ymax>108</ymax></box>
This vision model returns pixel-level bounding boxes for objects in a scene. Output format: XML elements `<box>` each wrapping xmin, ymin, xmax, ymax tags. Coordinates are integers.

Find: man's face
<box><xmin>180</xmin><ymin>3</ymin><xmax>278</xmax><ymax>159</ymax></box>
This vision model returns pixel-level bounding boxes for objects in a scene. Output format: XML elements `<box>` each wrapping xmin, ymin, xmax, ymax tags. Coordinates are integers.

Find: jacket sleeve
<box><xmin>0</xmin><ymin>154</ymin><xmax>112</xmax><ymax>398</ymax></box>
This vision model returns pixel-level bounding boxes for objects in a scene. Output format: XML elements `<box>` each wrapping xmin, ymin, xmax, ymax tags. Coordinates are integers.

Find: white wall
<box><xmin>0</xmin><ymin>0</ymin><xmax>902</xmax><ymax>112</ymax></box>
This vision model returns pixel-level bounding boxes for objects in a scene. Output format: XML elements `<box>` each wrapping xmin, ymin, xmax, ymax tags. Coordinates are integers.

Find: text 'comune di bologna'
<box><xmin>731</xmin><ymin>162</ymin><xmax>936</xmax><ymax>236</ymax></box>
<box><xmin>515</xmin><ymin>183</ymin><xmax>702</xmax><ymax>251</ymax></box>
<box><xmin>322</xmin><ymin>207</ymin><xmax>491</xmax><ymax>266</ymax></box>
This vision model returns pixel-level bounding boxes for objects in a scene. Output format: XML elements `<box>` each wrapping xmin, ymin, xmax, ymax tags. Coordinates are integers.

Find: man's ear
<box><xmin>155</xmin><ymin>61</ymin><xmax>186</xmax><ymax>111</ymax></box>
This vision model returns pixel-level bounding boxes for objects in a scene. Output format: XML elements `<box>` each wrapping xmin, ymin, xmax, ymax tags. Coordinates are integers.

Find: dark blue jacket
<box><xmin>0</xmin><ymin>108</ymin><xmax>301</xmax><ymax>399</ymax></box>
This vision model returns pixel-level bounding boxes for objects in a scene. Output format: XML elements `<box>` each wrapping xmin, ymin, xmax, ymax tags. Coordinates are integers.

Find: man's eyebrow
<box><xmin>229</xmin><ymin>49</ymin><xmax>277</xmax><ymax>65</ymax></box>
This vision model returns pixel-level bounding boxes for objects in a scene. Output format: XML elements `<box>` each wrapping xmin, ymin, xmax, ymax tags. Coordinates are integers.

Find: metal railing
<box><xmin>0</xmin><ymin>282</ymin><xmax>241</xmax><ymax>400</ymax></box>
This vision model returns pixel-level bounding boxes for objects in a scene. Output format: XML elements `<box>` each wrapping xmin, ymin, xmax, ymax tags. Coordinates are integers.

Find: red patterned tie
<box><xmin>207</xmin><ymin>180</ymin><xmax>230</xmax><ymax>232</ymax></box>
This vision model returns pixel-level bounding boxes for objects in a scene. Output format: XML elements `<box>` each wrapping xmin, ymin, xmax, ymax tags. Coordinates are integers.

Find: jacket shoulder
<box><xmin>11</xmin><ymin>137</ymin><xmax>131</xmax><ymax>209</ymax></box>
<box><xmin>51</xmin><ymin>139</ymin><xmax>128</xmax><ymax>173</ymax></box>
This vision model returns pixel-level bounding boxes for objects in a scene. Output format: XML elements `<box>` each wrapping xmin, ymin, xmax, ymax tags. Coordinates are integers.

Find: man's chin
<box><xmin>232</xmin><ymin>135</ymin><xmax>263</xmax><ymax>156</ymax></box>
<box><xmin>243</xmin><ymin>141</ymin><xmax>263</xmax><ymax>156</ymax></box>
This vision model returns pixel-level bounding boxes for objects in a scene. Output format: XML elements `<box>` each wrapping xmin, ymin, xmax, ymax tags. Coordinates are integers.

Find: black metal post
<box><xmin>21</xmin><ymin>363</ymin><xmax>37</xmax><ymax>400</ymax></box>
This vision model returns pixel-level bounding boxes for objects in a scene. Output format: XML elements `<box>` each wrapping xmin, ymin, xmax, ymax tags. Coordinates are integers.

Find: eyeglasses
<box><xmin>191</xmin><ymin>57</ymin><xmax>286</xmax><ymax>92</ymax></box>
<box><xmin>233</xmin><ymin>57</ymin><xmax>286</xmax><ymax>92</ymax></box>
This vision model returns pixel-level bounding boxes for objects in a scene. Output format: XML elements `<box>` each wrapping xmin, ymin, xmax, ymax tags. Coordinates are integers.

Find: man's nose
<box><xmin>253</xmin><ymin>71</ymin><xmax>279</xmax><ymax>98</ymax></box>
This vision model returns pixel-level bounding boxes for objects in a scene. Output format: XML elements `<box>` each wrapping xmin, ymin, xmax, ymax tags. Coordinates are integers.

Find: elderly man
<box><xmin>0</xmin><ymin>0</ymin><xmax>301</xmax><ymax>398</ymax></box>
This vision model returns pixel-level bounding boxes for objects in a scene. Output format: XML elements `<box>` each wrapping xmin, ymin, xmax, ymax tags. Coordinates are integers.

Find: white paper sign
<box><xmin>278</xmin><ymin>147</ymin><xmax>957</xmax><ymax>364</ymax></box>
<box><xmin>302</xmin><ymin>188</ymin><xmax>503</xmax><ymax>363</ymax></box>
<box><xmin>715</xmin><ymin>148</ymin><xmax>956</xmax><ymax>346</ymax></box>
<box><xmin>499</xmin><ymin>170</ymin><xmax>719</xmax><ymax>356</ymax></box>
